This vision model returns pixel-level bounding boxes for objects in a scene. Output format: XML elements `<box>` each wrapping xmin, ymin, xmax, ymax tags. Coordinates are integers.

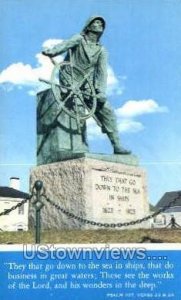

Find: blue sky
<box><xmin>0</xmin><ymin>0</ymin><xmax>181</xmax><ymax>204</ymax></box>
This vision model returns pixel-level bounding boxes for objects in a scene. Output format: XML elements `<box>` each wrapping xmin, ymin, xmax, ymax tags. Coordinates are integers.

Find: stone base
<box><xmin>38</xmin><ymin>151</ymin><xmax>139</xmax><ymax>166</ymax></box>
<box><xmin>29</xmin><ymin>155</ymin><xmax>150</xmax><ymax>230</ymax></box>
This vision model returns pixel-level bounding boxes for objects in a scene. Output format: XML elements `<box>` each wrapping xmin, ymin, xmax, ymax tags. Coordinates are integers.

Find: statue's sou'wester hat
<box><xmin>81</xmin><ymin>16</ymin><xmax>106</xmax><ymax>35</ymax></box>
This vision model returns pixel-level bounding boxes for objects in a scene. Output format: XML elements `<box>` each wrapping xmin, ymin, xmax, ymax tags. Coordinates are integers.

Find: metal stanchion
<box><xmin>33</xmin><ymin>180</ymin><xmax>44</xmax><ymax>244</ymax></box>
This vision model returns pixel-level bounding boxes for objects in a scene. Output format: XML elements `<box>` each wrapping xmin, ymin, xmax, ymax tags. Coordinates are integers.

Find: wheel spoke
<box><xmin>70</xmin><ymin>65</ymin><xmax>74</xmax><ymax>85</ymax></box>
<box><xmin>78</xmin><ymin>93</ymin><xmax>101</xmax><ymax>126</ymax></box>
<box><xmin>60</xmin><ymin>84</ymin><xmax>72</xmax><ymax>91</ymax></box>
<box><xmin>81</xmin><ymin>91</ymin><xmax>98</xmax><ymax>99</ymax></box>
<box><xmin>50</xmin><ymin>57</ymin><xmax>58</xmax><ymax>66</ymax></box>
<box><xmin>74</xmin><ymin>77</ymin><xmax>87</xmax><ymax>90</ymax></box>
<box><xmin>74</xmin><ymin>96</ymin><xmax>81</xmax><ymax>133</ymax></box>
<box><xmin>39</xmin><ymin>78</ymin><xmax>52</xmax><ymax>85</ymax></box>
<box><xmin>52</xmin><ymin>84</ymin><xmax>73</xmax><ymax>106</ymax></box>
<box><xmin>61</xmin><ymin>90</ymin><xmax>73</xmax><ymax>104</ymax></box>
<box><xmin>60</xmin><ymin>71</ymin><xmax>71</xmax><ymax>85</ymax></box>
<box><xmin>73</xmin><ymin>71</ymin><xmax>92</xmax><ymax>92</ymax></box>
<box><xmin>54</xmin><ymin>90</ymin><xmax>74</xmax><ymax>119</ymax></box>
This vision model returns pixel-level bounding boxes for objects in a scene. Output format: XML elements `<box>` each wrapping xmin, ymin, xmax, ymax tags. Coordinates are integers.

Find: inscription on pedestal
<box><xmin>29</xmin><ymin>157</ymin><xmax>149</xmax><ymax>229</ymax></box>
<box><xmin>91</xmin><ymin>169</ymin><xmax>146</xmax><ymax>222</ymax></box>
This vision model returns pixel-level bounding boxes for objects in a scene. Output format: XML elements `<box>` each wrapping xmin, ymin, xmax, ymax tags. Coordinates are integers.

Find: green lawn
<box><xmin>0</xmin><ymin>228</ymin><xmax>180</xmax><ymax>244</ymax></box>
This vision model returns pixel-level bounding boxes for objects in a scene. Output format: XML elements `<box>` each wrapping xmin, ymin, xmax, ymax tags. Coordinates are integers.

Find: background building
<box><xmin>152</xmin><ymin>191</ymin><xmax>181</xmax><ymax>228</ymax></box>
<box><xmin>0</xmin><ymin>177</ymin><xmax>30</xmax><ymax>231</ymax></box>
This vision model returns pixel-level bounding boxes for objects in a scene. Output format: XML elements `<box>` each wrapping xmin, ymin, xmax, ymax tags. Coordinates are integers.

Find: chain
<box><xmin>0</xmin><ymin>195</ymin><xmax>33</xmax><ymax>217</ymax></box>
<box><xmin>1</xmin><ymin>189</ymin><xmax>179</xmax><ymax>227</ymax></box>
<box><xmin>43</xmin><ymin>192</ymin><xmax>181</xmax><ymax>228</ymax></box>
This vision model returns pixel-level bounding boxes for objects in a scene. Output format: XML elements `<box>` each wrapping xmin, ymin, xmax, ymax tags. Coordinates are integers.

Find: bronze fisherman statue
<box><xmin>41</xmin><ymin>16</ymin><xmax>131</xmax><ymax>157</ymax></box>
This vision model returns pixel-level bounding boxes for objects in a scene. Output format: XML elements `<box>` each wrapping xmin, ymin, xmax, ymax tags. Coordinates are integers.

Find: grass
<box><xmin>0</xmin><ymin>228</ymin><xmax>180</xmax><ymax>244</ymax></box>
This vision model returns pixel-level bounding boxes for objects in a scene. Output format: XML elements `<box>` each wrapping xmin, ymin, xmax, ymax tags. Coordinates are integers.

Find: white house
<box><xmin>0</xmin><ymin>177</ymin><xmax>30</xmax><ymax>231</ymax></box>
<box><xmin>152</xmin><ymin>191</ymin><xmax>181</xmax><ymax>228</ymax></box>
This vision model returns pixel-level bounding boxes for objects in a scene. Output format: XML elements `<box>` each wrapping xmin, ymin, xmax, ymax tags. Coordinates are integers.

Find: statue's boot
<box><xmin>107</xmin><ymin>132</ymin><xmax>131</xmax><ymax>155</ymax></box>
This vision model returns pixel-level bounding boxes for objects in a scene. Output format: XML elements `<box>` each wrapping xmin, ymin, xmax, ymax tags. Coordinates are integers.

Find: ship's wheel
<box><xmin>40</xmin><ymin>50</ymin><xmax>100</xmax><ymax>133</ymax></box>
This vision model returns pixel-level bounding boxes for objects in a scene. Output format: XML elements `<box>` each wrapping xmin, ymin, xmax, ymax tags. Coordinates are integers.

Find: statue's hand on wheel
<box><xmin>42</xmin><ymin>48</ymin><xmax>54</xmax><ymax>57</ymax></box>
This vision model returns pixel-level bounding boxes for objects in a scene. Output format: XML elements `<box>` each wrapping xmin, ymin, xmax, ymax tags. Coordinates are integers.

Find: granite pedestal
<box><xmin>29</xmin><ymin>153</ymin><xmax>150</xmax><ymax>230</ymax></box>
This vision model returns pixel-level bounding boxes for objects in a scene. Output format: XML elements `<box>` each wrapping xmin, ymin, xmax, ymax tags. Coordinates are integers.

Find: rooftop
<box><xmin>0</xmin><ymin>187</ymin><xmax>30</xmax><ymax>199</ymax></box>
<box><xmin>156</xmin><ymin>191</ymin><xmax>181</xmax><ymax>209</ymax></box>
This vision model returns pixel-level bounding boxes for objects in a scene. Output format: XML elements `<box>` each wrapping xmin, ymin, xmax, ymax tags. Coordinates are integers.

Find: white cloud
<box><xmin>42</xmin><ymin>39</ymin><xmax>63</xmax><ymax>48</ymax></box>
<box><xmin>0</xmin><ymin>62</ymin><xmax>38</xmax><ymax>86</ymax></box>
<box><xmin>117</xmin><ymin>119</ymin><xmax>144</xmax><ymax>133</ymax></box>
<box><xmin>116</xmin><ymin>99</ymin><xmax>168</xmax><ymax>118</ymax></box>
<box><xmin>107</xmin><ymin>66</ymin><xmax>124</xmax><ymax>96</ymax></box>
<box><xmin>0</xmin><ymin>55</ymin><xmax>54</xmax><ymax>92</ymax></box>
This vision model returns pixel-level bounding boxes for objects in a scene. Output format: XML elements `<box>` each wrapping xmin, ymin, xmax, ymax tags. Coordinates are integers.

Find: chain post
<box><xmin>33</xmin><ymin>180</ymin><xmax>44</xmax><ymax>244</ymax></box>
